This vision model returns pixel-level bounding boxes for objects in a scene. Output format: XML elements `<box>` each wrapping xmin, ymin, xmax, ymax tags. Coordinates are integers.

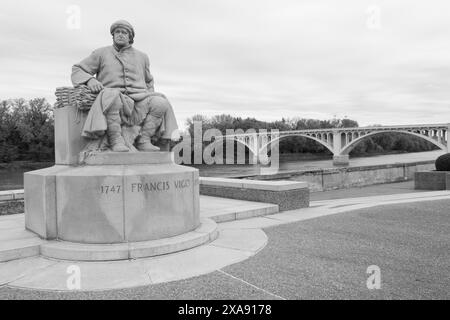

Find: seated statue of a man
<box><xmin>71</xmin><ymin>20</ymin><xmax>179</xmax><ymax>152</ymax></box>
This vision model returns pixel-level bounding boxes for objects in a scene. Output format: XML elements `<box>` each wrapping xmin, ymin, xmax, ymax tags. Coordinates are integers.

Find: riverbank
<box><xmin>0</xmin><ymin>161</ymin><xmax>54</xmax><ymax>170</ymax></box>
<box><xmin>191</xmin><ymin>150</ymin><xmax>444</xmax><ymax>178</ymax></box>
<box><xmin>247</xmin><ymin>160</ymin><xmax>435</xmax><ymax>191</ymax></box>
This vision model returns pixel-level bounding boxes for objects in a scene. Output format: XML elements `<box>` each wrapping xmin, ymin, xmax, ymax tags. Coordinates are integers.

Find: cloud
<box><xmin>1</xmin><ymin>0</ymin><xmax>449</xmax><ymax>129</ymax></box>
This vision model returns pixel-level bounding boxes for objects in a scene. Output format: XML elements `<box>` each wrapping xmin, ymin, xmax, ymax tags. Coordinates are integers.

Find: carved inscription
<box><xmin>100</xmin><ymin>179</ymin><xmax>194</xmax><ymax>194</ymax></box>
<box><xmin>131</xmin><ymin>181</ymin><xmax>170</xmax><ymax>192</ymax></box>
<box><xmin>101</xmin><ymin>185</ymin><xmax>121</xmax><ymax>194</ymax></box>
<box><xmin>174</xmin><ymin>179</ymin><xmax>190</xmax><ymax>189</ymax></box>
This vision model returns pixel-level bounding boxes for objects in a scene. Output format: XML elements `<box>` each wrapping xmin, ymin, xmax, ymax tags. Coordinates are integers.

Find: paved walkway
<box><xmin>310</xmin><ymin>180</ymin><xmax>423</xmax><ymax>201</ymax></box>
<box><xmin>1</xmin><ymin>180</ymin><xmax>449</xmax><ymax>299</ymax></box>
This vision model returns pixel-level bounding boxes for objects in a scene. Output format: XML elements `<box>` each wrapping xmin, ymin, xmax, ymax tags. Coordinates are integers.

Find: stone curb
<box><xmin>39</xmin><ymin>218</ymin><xmax>218</xmax><ymax>261</ymax></box>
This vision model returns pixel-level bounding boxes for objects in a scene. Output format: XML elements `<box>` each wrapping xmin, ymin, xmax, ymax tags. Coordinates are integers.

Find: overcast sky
<box><xmin>1</xmin><ymin>0</ymin><xmax>449</xmax><ymax>128</ymax></box>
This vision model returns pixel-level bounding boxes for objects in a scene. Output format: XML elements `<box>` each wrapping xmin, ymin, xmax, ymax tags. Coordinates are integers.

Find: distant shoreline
<box><xmin>0</xmin><ymin>149</ymin><xmax>432</xmax><ymax>170</ymax></box>
<box><xmin>0</xmin><ymin>161</ymin><xmax>54</xmax><ymax>171</ymax></box>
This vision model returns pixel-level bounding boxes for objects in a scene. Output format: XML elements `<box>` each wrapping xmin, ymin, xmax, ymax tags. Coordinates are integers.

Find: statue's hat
<box><xmin>110</xmin><ymin>20</ymin><xmax>135</xmax><ymax>39</ymax></box>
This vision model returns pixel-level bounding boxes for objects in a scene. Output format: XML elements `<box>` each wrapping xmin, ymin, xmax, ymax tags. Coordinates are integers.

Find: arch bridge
<box><xmin>218</xmin><ymin>124</ymin><xmax>450</xmax><ymax>166</ymax></box>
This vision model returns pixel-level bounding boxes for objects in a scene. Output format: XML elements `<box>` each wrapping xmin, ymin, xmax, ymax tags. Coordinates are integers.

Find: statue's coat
<box><xmin>71</xmin><ymin>45</ymin><xmax>178</xmax><ymax>140</ymax></box>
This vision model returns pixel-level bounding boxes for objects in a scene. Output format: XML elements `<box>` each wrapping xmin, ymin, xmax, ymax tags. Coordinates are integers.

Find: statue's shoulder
<box><xmin>131</xmin><ymin>47</ymin><xmax>149</xmax><ymax>59</ymax></box>
<box><xmin>82</xmin><ymin>46</ymin><xmax>115</xmax><ymax>58</ymax></box>
<box><xmin>92</xmin><ymin>45</ymin><xmax>115</xmax><ymax>55</ymax></box>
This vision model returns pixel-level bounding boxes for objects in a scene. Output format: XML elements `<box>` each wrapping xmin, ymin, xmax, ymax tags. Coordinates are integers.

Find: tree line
<box><xmin>185</xmin><ymin>114</ymin><xmax>438</xmax><ymax>160</ymax></box>
<box><xmin>0</xmin><ymin>98</ymin><xmax>54</xmax><ymax>162</ymax></box>
<box><xmin>0</xmin><ymin>98</ymin><xmax>438</xmax><ymax>163</ymax></box>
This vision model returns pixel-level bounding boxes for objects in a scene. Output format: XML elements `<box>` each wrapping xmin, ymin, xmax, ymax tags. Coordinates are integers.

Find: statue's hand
<box><xmin>87</xmin><ymin>78</ymin><xmax>104</xmax><ymax>93</ymax></box>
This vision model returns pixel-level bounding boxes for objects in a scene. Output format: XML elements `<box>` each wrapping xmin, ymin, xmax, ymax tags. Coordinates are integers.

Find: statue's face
<box><xmin>113</xmin><ymin>27</ymin><xmax>130</xmax><ymax>46</ymax></box>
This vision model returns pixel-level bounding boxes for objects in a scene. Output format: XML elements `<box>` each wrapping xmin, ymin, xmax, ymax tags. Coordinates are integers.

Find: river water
<box><xmin>0</xmin><ymin>170</ymin><xmax>28</xmax><ymax>191</ymax></box>
<box><xmin>0</xmin><ymin>150</ymin><xmax>444</xmax><ymax>191</ymax></box>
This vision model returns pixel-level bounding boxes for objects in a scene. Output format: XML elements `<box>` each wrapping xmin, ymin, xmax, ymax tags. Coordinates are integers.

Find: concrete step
<box><xmin>40</xmin><ymin>218</ymin><xmax>218</xmax><ymax>261</ymax></box>
<box><xmin>200</xmin><ymin>195</ymin><xmax>279</xmax><ymax>223</ymax></box>
<box><xmin>0</xmin><ymin>217</ymin><xmax>43</xmax><ymax>262</ymax></box>
<box><xmin>0</xmin><ymin>238</ymin><xmax>43</xmax><ymax>262</ymax></box>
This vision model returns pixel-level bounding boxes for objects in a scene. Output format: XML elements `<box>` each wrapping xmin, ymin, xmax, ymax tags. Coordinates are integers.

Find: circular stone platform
<box><xmin>1</xmin><ymin>228</ymin><xmax>268</xmax><ymax>291</ymax></box>
<box><xmin>40</xmin><ymin>218</ymin><xmax>218</xmax><ymax>261</ymax></box>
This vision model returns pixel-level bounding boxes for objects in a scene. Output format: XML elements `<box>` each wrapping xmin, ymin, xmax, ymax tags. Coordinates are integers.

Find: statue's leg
<box><xmin>105</xmin><ymin>93</ymin><xmax>129</xmax><ymax>152</ymax></box>
<box><xmin>136</xmin><ymin>96</ymin><xmax>170</xmax><ymax>152</ymax></box>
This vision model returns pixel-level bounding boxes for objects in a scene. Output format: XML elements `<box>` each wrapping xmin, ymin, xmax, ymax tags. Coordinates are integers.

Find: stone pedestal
<box><xmin>25</xmin><ymin>152</ymin><xmax>200</xmax><ymax>244</ymax></box>
<box><xmin>333</xmin><ymin>154</ymin><xmax>350</xmax><ymax>166</ymax></box>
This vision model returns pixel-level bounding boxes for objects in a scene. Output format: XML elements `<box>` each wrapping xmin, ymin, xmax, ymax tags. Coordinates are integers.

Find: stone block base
<box><xmin>24</xmin><ymin>166</ymin><xmax>67</xmax><ymax>239</ymax></box>
<box><xmin>414</xmin><ymin>171</ymin><xmax>449</xmax><ymax>190</ymax></box>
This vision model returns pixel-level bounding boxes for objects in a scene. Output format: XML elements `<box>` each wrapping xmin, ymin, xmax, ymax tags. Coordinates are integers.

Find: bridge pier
<box><xmin>252</xmin><ymin>153</ymin><xmax>259</xmax><ymax>165</ymax></box>
<box><xmin>333</xmin><ymin>154</ymin><xmax>349</xmax><ymax>166</ymax></box>
<box><xmin>332</xmin><ymin>130</ymin><xmax>349</xmax><ymax>166</ymax></box>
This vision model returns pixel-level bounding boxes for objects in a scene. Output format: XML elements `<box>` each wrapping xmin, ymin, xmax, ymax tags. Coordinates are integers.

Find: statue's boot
<box><xmin>107</xmin><ymin>111</ymin><xmax>129</xmax><ymax>152</ymax></box>
<box><xmin>158</xmin><ymin>138</ymin><xmax>171</xmax><ymax>151</ymax></box>
<box><xmin>136</xmin><ymin>115</ymin><xmax>163</xmax><ymax>152</ymax></box>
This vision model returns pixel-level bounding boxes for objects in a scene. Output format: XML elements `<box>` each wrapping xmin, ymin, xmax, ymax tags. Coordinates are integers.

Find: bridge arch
<box><xmin>204</xmin><ymin>136</ymin><xmax>258</xmax><ymax>162</ymax></box>
<box><xmin>260</xmin><ymin>133</ymin><xmax>334</xmax><ymax>155</ymax></box>
<box><xmin>339</xmin><ymin>130</ymin><xmax>447</xmax><ymax>155</ymax></box>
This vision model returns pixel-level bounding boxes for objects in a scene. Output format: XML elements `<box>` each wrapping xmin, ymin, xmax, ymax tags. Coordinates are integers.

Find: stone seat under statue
<box><xmin>54</xmin><ymin>85</ymin><xmax>173</xmax><ymax>165</ymax></box>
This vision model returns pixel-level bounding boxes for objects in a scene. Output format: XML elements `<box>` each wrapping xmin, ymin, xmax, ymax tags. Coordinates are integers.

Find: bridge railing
<box><xmin>218</xmin><ymin>123</ymin><xmax>450</xmax><ymax>138</ymax></box>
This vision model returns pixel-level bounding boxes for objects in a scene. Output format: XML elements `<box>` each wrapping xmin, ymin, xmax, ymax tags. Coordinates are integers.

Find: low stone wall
<box><xmin>447</xmin><ymin>174</ymin><xmax>450</xmax><ymax>190</ymax></box>
<box><xmin>0</xmin><ymin>190</ymin><xmax>24</xmax><ymax>202</ymax></box>
<box><xmin>0</xmin><ymin>190</ymin><xmax>24</xmax><ymax>216</ymax></box>
<box><xmin>200</xmin><ymin>178</ymin><xmax>309</xmax><ymax>211</ymax></box>
<box><xmin>246</xmin><ymin>161</ymin><xmax>435</xmax><ymax>192</ymax></box>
